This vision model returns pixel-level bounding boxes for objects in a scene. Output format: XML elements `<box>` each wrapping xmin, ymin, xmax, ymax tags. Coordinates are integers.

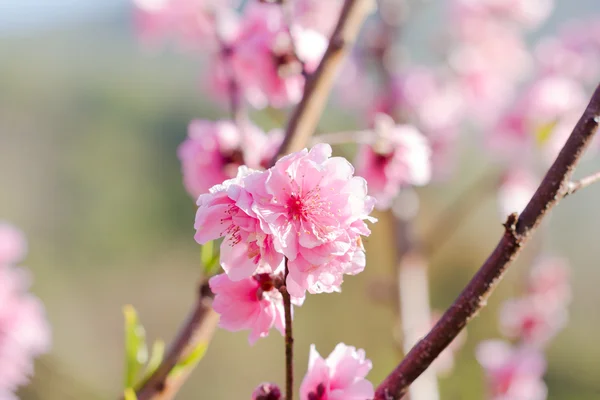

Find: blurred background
<box><xmin>2</xmin><ymin>0</ymin><xmax>600</xmax><ymax>399</ymax></box>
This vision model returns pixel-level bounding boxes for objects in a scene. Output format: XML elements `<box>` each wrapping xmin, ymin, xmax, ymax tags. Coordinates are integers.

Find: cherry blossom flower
<box><xmin>292</xmin><ymin>0</ymin><xmax>344</xmax><ymax>36</ymax></box>
<box><xmin>221</xmin><ymin>3</ymin><xmax>327</xmax><ymax>108</ymax></box>
<box><xmin>0</xmin><ymin>223</ymin><xmax>27</xmax><ymax>266</ymax></box>
<box><xmin>452</xmin><ymin>0</ymin><xmax>554</xmax><ymax>29</ymax></box>
<box><xmin>527</xmin><ymin>257</ymin><xmax>571</xmax><ymax>308</ymax></box>
<box><xmin>299</xmin><ymin>343</ymin><xmax>374</xmax><ymax>400</ymax></box>
<box><xmin>178</xmin><ymin>119</ymin><xmax>276</xmax><ymax>198</ymax></box>
<box><xmin>0</xmin><ymin>228</ymin><xmax>50</xmax><ymax>398</ymax></box>
<box><xmin>355</xmin><ymin>114</ymin><xmax>431</xmax><ymax>210</ymax></box>
<box><xmin>194</xmin><ymin>167</ymin><xmax>283</xmax><ymax>280</ymax></box>
<box><xmin>252</xmin><ymin>382</ymin><xmax>282</xmax><ymax>400</ymax></box>
<box><xmin>246</xmin><ymin>143</ymin><xmax>376</xmax><ymax>297</ymax></box>
<box><xmin>210</xmin><ymin>272</ymin><xmax>289</xmax><ymax>344</ymax></box>
<box><xmin>476</xmin><ymin>341</ymin><xmax>547</xmax><ymax>400</ymax></box>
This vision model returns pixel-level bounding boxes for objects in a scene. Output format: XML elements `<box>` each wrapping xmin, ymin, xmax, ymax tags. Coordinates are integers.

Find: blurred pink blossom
<box><xmin>0</xmin><ymin>223</ymin><xmax>27</xmax><ymax>266</ymax></box>
<box><xmin>476</xmin><ymin>341</ymin><xmax>547</xmax><ymax>400</ymax></box>
<box><xmin>292</xmin><ymin>0</ymin><xmax>344</xmax><ymax>36</ymax></box>
<box><xmin>452</xmin><ymin>0</ymin><xmax>553</xmax><ymax>29</ymax></box>
<box><xmin>497</xmin><ymin>169</ymin><xmax>538</xmax><ymax>218</ymax></box>
<box><xmin>210</xmin><ymin>271</ymin><xmax>302</xmax><ymax>344</ymax></box>
<box><xmin>527</xmin><ymin>257</ymin><xmax>571</xmax><ymax>308</ymax></box>
<box><xmin>0</xmin><ymin>233</ymin><xmax>50</xmax><ymax>397</ymax></box>
<box><xmin>133</xmin><ymin>0</ymin><xmax>238</xmax><ymax>49</ymax></box>
<box><xmin>299</xmin><ymin>343</ymin><xmax>374</xmax><ymax>400</ymax></box>
<box><xmin>178</xmin><ymin>119</ymin><xmax>277</xmax><ymax>198</ymax></box>
<box><xmin>219</xmin><ymin>3</ymin><xmax>327</xmax><ymax>108</ymax></box>
<box><xmin>355</xmin><ymin>114</ymin><xmax>431</xmax><ymax>210</ymax></box>
<box><xmin>194</xmin><ymin>167</ymin><xmax>283</xmax><ymax>280</ymax></box>
<box><xmin>247</xmin><ymin>143</ymin><xmax>376</xmax><ymax>297</ymax></box>
<box><xmin>489</xmin><ymin>75</ymin><xmax>586</xmax><ymax>163</ymax></box>
<box><xmin>252</xmin><ymin>382</ymin><xmax>281</xmax><ymax>400</ymax></box>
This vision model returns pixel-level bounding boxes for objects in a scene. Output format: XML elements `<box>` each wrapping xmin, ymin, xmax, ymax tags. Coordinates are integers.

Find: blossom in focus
<box><xmin>252</xmin><ymin>382</ymin><xmax>281</xmax><ymax>400</ymax></box>
<box><xmin>497</xmin><ymin>168</ymin><xmax>538</xmax><ymax>218</ymax></box>
<box><xmin>221</xmin><ymin>3</ymin><xmax>327</xmax><ymax>108</ymax></box>
<box><xmin>194</xmin><ymin>167</ymin><xmax>283</xmax><ymax>280</ymax></box>
<box><xmin>0</xmin><ymin>226</ymin><xmax>51</xmax><ymax>398</ymax></box>
<box><xmin>247</xmin><ymin>143</ymin><xmax>376</xmax><ymax>297</ymax></box>
<box><xmin>476</xmin><ymin>341</ymin><xmax>547</xmax><ymax>400</ymax></box>
<box><xmin>299</xmin><ymin>343</ymin><xmax>374</xmax><ymax>400</ymax></box>
<box><xmin>0</xmin><ymin>223</ymin><xmax>27</xmax><ymax>266</ymax></box>
<box><xmin>178</xmin><ymin>119</ymin><xmax>278</xmax><ymax>198</ymax></box>
<box><xmin>355</xmin><ymin>114</ymin><xmax>432</xmax><ymax>210</ymax></box>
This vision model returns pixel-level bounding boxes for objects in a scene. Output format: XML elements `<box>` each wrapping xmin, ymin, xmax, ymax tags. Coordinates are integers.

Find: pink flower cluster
<box><xmin>355</xmin><ymin>114</ymin><xmax>432</xmax><ymax>210</ymax></box>
<box><xmin>133</xmin><ymin>0</ymin><xmax>332</xmax><ymax>109</ymax></box>
<box><xmin>0</xmin><ymin>223</ymin><xmax>51</xmax><ymax>399</ymax></box>
<box><xmin>178</xmin><ymin>119</ymin><xmax>282</xmax><ymax>198</ymax></box>
<box><xmin>299</xmin><ymin>343</ymin><xmax>374</xmax><ymax>400</ymax></box>
<box><xmin>477</xmin><ymin>256</ymin><xmax>570</xmax><ymax>400</ymax></box>
<box><xmin>198</xmin><ymin>144</ymin><xmax>376</xmax><ymax>342</ymax></box>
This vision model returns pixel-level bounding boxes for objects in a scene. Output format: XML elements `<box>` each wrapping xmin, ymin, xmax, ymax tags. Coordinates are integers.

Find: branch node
<box><xmin>502</xmin><ymin>212</ymin><xmax>519</xmax><ymax>237</ymax></box>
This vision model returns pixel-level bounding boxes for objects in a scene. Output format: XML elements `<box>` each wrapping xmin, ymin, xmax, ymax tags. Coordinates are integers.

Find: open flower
<box><xmin>247</xmin><ymin>143</ymin><xmax>376</xmax><ymax>297</ymax></box>
<box><xmin>355</xmin><ymin>114</ymin><xmax>432</xmax><ymax>210</ymax></box>
<box><xmin>299</xmin><ymin>343</ymin><xmax>374</xmax><ymax>400</ymax></box>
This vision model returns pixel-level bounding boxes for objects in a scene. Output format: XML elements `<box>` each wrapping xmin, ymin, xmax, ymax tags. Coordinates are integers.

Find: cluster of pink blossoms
<box><xmin>252</xmin><ymin>343</ymin><xmax>374</xmax><ymax>400</ymax></box>
<box><xmin>195</xmin><ymin>144</ymin><xmax>376</xmax><ymax>342</ymax></box>
<box><xmin>0</xmin><ymin>223</ymin><xmax>51</xmax><ymax>399</ymax></box>
<box><xmin>477</xmin><ymin>256</ymin><xmax>571</xmax><ymax>400</ymax></box>
<box><xmin>134</xmin><ymin>0</ymin><xmax>333</xmax><ymax>109</ymax></box>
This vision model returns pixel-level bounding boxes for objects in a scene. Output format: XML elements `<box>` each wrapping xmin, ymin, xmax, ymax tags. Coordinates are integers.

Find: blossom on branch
<box><xmin>299</xmin><ymin>343</ymin><xmax>374</xmax><ymax>400</ymax></box>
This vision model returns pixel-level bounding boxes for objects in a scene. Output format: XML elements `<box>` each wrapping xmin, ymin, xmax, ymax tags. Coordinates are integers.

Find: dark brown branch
<box><xmin>272</xmin><ymin>0</ymin><xmax>374</xmax><ymax>160</ymax></box>
<box><xmin>280</xmin><ymin>260</ymin><xmax>294</xmax><ymax>400</ymax></box>
<box><xmin>133</xmin><ymin>281</ymin><xmax>219</xmax><ymax>400</ymax></box>
<box><xmin>374</xmin><ymin>83</ymin><xmax>600</xmax><ymax>400</ymax></box>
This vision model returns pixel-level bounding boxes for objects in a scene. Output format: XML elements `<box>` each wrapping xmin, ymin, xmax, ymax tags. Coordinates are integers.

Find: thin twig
<box><xmin>272</xmin><ymin>0</ymin><xmax>375</xmax><ymax>160</ymax></box>
<box><xmin>132</xmin><ymin>281</ymin><xmax>219</xmax><ymax>400</ymax></box>
<box><xmin>422</xmin><ymin>168</ymin><xmax>500</xmax><ymax>258</ymax></box>
<box><xmin>374</xmin><ymin>83</ymin><xmax>600</xmax><ymax>400</ymax></box>
<box><xmin>564</xmin><ymin>170</ymin><xmax>600</xmax><ymax>197</ymax></box>
<box><xmin>280</xmin><ymin>260</ymin><xmax>294</xmax><ymax>400</ymax></box>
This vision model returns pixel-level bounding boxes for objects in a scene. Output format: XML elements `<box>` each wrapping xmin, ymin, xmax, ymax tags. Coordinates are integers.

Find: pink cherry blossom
<box><xmin>252</xmin><ymin>382</ymin><xmax>281</xmax><ymax>400</ymax></box>
<box><xmin>355</xmin><ymin>114</ymin><xmax>432</xmax><ymax>210</ymax></box>
<box><xmin>0</xmin><ymin>265</ymin><xmax>51</xmax><ymax>397</ymax></box>
<box><xmin>246</xmin><ymin>143</ymin><xmax>376</xmax><ymax>297</ymax></box>
<box><xmin>527</xmin><ymin>257</ymin><xmax>571</xmax><ymax>308</ymax></box>
<box><xmin>194</xmin><ymin>167</ymin><xmax>283</xmax><ymax>280</ymax></box>
<box><xmin>292</xmin><ymin>0</ymin><xmax>344</xmax><ymax>36</ymax></box>
<box><xmin>476</xmin><ymin>341</ymin><xmax>547</xmax><ymax>400</ymax></box>
<box><xmin>497</xmin><ymin>169</ymin><xmax>538</xmax><ymax>218</ymax></box>
<box><xmin>299</xmin><ymin>343</ymin><xmax>374</xmax><ymax>400</ymax></box>
<box><xmin>452</xmin><ymin>0</ymin><xmax>554</xmax><ymax>29</ymax></box>
<box><xmin>217</xmin><ymin>3</ymin><xmax>327</xmax><ymax>108</ymax></box>
<box><xmin>178</xmin><ymin>119</ymin><xmax>276</xmax><ymax>198</ymax></box>
<box><xmin>209</xmin><ymin>272</ymin><xmax>287</xmax><ymax>345</ymax></box>
<box><xmin>0</xmin><ymin>223</ymin><xmax>27</xmax><ymax>266</ymax></box>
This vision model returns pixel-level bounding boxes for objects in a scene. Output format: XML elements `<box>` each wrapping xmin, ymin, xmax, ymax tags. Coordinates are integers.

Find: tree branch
<box><xmin>272</xmin><ymin>0</ymin><xmax>374</xmax><ymax>160</ymax></box>
<box><xmin>280</xmin><ymin>260</ymin><xmax>294</xmax><ymax>400</ymax></box>
<box><xmin>564</xmin><ymin>170</ymin><xmax>600</xmax><ymax>197</ymax></box>
<box><xmin>134</xmin><ymin>281</ymin><xmax>219</xmax><ymax>400</ymax></box>
<box><xmin>374</xmin><ymin>83</ymin><xmax>600</xmax><ymax>400</ymax></box>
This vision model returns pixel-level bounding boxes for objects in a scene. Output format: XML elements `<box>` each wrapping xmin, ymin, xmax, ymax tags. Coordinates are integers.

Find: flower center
<box><xmin>307</xmin><ymin>383</ymin><xmax>326</xmax><ymax>400</ymax></box>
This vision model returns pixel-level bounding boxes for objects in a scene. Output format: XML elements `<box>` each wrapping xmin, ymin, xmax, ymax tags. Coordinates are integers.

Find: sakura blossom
<box><xmin>355</xmin><ymin>114</ymin><xmax>432</xmax><ymax>210</ymax></box>
<box><xmin>476</xmin><ymin>341</ymin><xmax>547</xmax><ymax>400</ymax></box>
<box><xmin>299</xmin><ymin>343</ymin><xmax>374</xmax><ymax>400</ymax></box>
<box><xmin>0</xmin><ymin>226</ymin><xmax>50</xmax><ymax>398</ymax></box>
<box><xmin>209</xmin><ymin>272</ymin><xmax>292</xmax><ymax>345</ymax></box>
<box><xmin>178</xmin><ymin>119</ymin><xmax>276</xmax><ymax>198</ymax></box>
<box><xmin>247</xmin><ymin>143</ymin><xmax>376</xmax><ymax>297</ymax></box>
<box><xmin>0</xmin><ymin>223</ymin><xmax>27</xmax><ymax>266</ymax></box>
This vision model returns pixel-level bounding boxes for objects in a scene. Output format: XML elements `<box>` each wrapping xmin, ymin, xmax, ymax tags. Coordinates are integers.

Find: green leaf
<box><xmin>535</xmin><ymin>119</ymin><xmax>559</xmax><ymax>146</ymax></box>
<box><xmin>201</xmin><ymin>241</ymin><xmax>220</xmax><ymax>276</ymax></box>
<box><xmin>139</xmin><ymin>339</ymin><xmax>165</xmax><ymax>385</ymax></box>
<box><xmin>123</xmin><ymin>388</ymin><xmax>138</xmax><ymax>400</ymax></box>
<box><xmin>123</xmin><ymin>305</ymin><xmax>148</xmax><ymax>389</ymax></box>
<box><xmin>168</xmin><ymin>341</ymin><xmax>209</xmax><ymax>379</ymax></box>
